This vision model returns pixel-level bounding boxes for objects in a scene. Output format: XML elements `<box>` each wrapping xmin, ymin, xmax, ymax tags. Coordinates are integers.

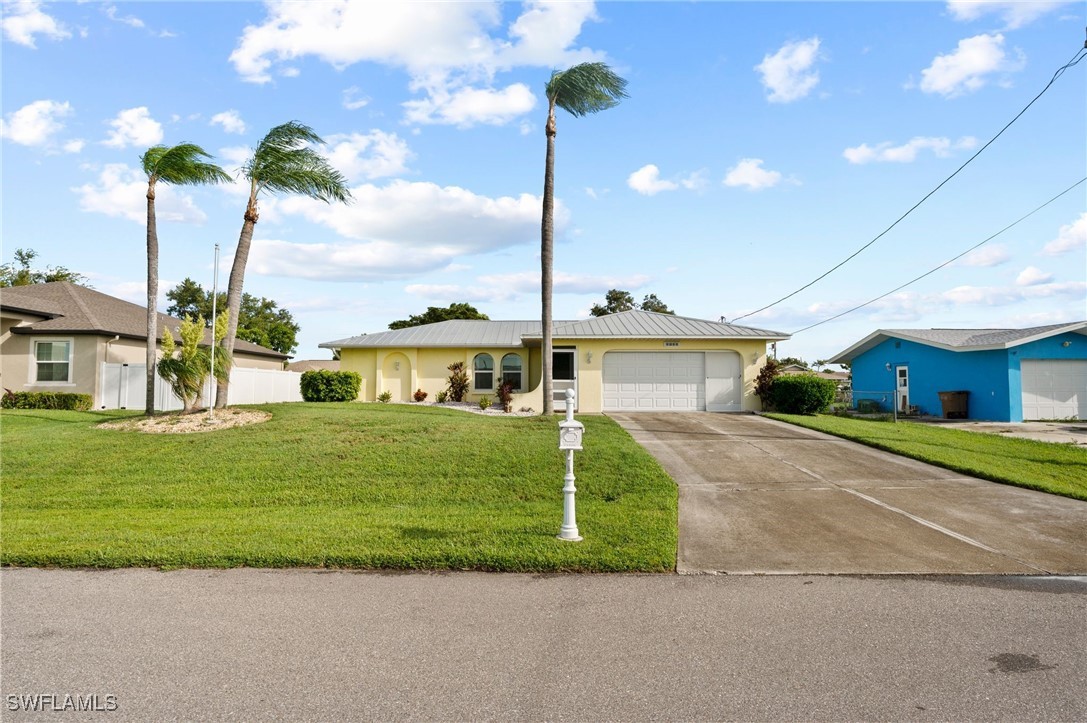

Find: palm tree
<box><xmin>141</xmin><ymin>144</ymin><xmax>230</xmax><ymax>416</ymax></box>
<box><xmin>540</xmin><ymin>62</ymin><xmax>627</xmax><ymax>413</ymax></box>
<box><xmin>216</xmin><ymin>121</ymin><xmax>351</xmax><ymax>408</ymax></box>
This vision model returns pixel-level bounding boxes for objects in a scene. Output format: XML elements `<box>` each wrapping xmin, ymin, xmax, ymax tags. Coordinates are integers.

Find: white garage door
<box><xmin>1021</xmin><ymin>359</ymin><xmax>1087</xmax><ymax>420</ymax></box>
<box><xmin>603</xmin><ymin>352</ymin><xmax>705</xmax><ymax>411</ymax></box>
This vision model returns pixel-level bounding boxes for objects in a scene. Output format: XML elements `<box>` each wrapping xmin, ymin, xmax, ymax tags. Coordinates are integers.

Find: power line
<box><xmin>732</xmin><ymin>44</ymin><xmax>1087</xmax><ymax>323</ymax></box>
<box><xmin>789</xmin><ymin>176</ymin><xmax>1086</xmax><ymax>335</ymax></box>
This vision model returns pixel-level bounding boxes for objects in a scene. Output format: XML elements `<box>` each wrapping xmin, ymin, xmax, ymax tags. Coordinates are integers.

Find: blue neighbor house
<box><xmin>830</xmin><ymin>322</ymin><xmax>1087</xmax><ymax>422</ymax></box>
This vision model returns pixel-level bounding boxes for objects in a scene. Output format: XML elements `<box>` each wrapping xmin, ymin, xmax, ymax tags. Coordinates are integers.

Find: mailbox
<box><xmin>558</xmin><ymin>419</ymin><xmax>584</xmax><ymax>451</ymax></box>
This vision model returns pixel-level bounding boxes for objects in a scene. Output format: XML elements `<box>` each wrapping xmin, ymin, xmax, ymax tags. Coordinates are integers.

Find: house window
<box><xmin>34</xmin><ymin>339</ymin><xmax>72</xmax><ymax>383</ymax></box>
<box><xmin>473</xmin><ymin>353</ymin><xmax>494</xmax><ymax>391</ymax></box>
<box><xmin>501</xmin><ymin>353</ymin><xmax>523</xmax><ymax>391</ymax></box>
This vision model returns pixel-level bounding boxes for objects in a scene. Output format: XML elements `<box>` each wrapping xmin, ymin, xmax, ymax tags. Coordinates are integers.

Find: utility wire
<box><xmin>790</xmin><ymin>176</ymin><xmax>1086</xmax><ymax>335</ymax></box>
<box><xmin>732</xmin><ymin>44</ymin><xmax>1087</xmax><ymax>323</ymax></box>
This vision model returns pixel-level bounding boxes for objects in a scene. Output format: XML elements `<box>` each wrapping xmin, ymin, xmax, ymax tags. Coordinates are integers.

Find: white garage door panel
<box><xmin>603</xmin><ymin>352</ymin><xmax>706</xmax><ymax>412</ymax></box>
<box><xmin>1021</xmin><ymin>359</ymin><xmax>1087</xmax><ymax>420</ymax></box>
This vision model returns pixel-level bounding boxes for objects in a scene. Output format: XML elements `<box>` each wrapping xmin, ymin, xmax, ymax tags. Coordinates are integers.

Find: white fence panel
<box><xmin>99</xmin><ymin>363</ymin><xmax>301</xmax><ymax>410</ymax></box>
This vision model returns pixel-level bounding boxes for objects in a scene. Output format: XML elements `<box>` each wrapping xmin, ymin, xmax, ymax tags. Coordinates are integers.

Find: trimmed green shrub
<box><xmin>377</xmin><ymin>390</ymin><xmax>392</xmax><ymax>403</ymax></box>
<box><xmin>2</xmin><ymin>390</ymin><xmax>93</xmax><ymax>411</ymax></box>
<box><xmin>768</xmin><ymin>374</ymin><xmax>837</xmax><ymax>415</ymax></box>
<box><xmin>478</xmin><ymin>395</ymin><xmax>492</xmax><ymax>410</ymax></box>
<box><xmin>299</xmin><ymin>370</ymin><xmax>362</xmax><ymax>402</ymax></box>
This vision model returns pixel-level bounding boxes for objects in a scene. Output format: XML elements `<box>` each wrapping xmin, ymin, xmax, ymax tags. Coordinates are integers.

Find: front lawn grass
<box><xmin>1</xmin><ymin>404</ymin><xmax>677</xmax><ymax>572</ymax></box>
<box><xmin>766</xmin><ymin>413</ymin><xmax>1087</xmax><ymax>500</ymax></box>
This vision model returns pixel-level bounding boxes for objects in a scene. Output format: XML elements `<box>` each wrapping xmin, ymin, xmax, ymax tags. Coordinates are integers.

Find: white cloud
<box><xmin>723</xmin><ymin>159</ymin><xmax>783</xmax><ymax>190</ymax></box>
<box><xmin>103</xmin><ymin>4</ymin><xmax>145</xmax><ymax>29</ymax></box>
<box><xmin>919</xmin><ymin>34</ymin><xmax>1024</xmax><ymax>97</ymax></box>
<box><xmin>73</xmin><ymin>163</ymin><xmax>207</xmax><ymax>224</ymax></box>
<box><xmin>342</xmin><ymin>86</ymin><xmax>370</xmax><ymax>110</ymax></box>
<box><xmin>405</xmin><ymin>269</ymin><xmax>651</xmax><ymax>303</ymax></box>
<box><xmin>0</xmin><ymin>99</ymin><xmax>72</xmax><ymax>146</ymax></box>
<box><xmin>1015</xmin><ymin>266</ymin><xmax>1054</xmax><ymax>286</ymax></box>
<box><xmin>1042</xmin><ymin>213</ymin><xmax>1086</xmax><ymax>255</ymax></box>
<box><xmin>257</xmin><ymin>180</ymin><xmax>569</xmax><ymax>281</ymax></box>
<box><xmin>627</xmin><ymin>164</ymin><xmax>708</xmax><ymax>196</ymax></box>
<box><xmin>229</xmin><ymin>1</ymin><xmax>602</xmax><ymax>127</ymax></box>
<box><xmin>320</xmin><ymin>131</ymin><xmax>413</xmax><ymax>182</ymax></box>
<box><xmin>2</xmin><ymin>0</ymin><xmax>71</xmax><ymax>48</ymax></box>
<box><xmin>210</xmin><ymin>110</ymin><xmax>246</xmax><ymax>134</ymax></box>
<box><xmin>946</xmin><ymin>1</ymin><xmax>1073</xmax><ymax>30</ymax></box>
<box><xmin>403</xmin><ymin>83</ymin><xmax>536</xmax><ymax>127</ymax></box>
<box><xmin>958</xmin><ymin>245</ymin><xmax>1010</xmax><ymax>267</ymax></box>
<box><xmin>627</xmin><ymin>164</ymin><xmax>677</xmax><ymax>196</ymax></box>
<box><xmin>755</xmin><ymin>37</ymin><xmax>822</xmax><ymax>103</ymax></box>
<box><xmin>62</xmin><ymin>138</ymin><xmax>84</xmax><ymax>154</ymax></box>
<box><xmin>103</xmin><ymin>107</ymin><xmax>163</xmax><ymax>148</ymax></box>
<box><xmin>843</xmin><ymin>136</ymin><xmax>978</xmax><ymax>164</ymax></box>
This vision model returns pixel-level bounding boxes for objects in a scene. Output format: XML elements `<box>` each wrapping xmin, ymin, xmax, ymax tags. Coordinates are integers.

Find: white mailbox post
<box><xmin>557</xmin><ymin>388</ymin><xmax>584</xmax><ymax>542</ymax></box>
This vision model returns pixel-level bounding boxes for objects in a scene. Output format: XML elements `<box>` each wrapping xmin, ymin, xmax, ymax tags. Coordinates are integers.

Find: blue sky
<box><xmin>3</xmin><ymin>0</ymin><xmax>1084</xmax><ymax>363</ymax></box>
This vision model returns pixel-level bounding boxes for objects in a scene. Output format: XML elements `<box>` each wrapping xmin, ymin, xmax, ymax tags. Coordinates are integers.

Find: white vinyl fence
<box><xmin>100</xmin><ymin>363</ymin><xmax>302</xmax><ymax>411</ymax></box>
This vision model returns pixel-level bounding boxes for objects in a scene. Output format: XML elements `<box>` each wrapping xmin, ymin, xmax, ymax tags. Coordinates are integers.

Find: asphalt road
<box><xmin>3</xmin><ymin>569</ymin><xmax>1085</xmax><ymax>721</ymax></box>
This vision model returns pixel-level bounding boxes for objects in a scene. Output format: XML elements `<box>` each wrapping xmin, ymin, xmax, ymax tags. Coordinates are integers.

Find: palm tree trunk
<box><xmin>216</xmin><ymin>193</ymin><xmax>258</xmax><ymax>408</ymax></box>
<box><xmin>145</xmin><ymin>183</ymin><xmax>158</xmax><ymax>416</ymax></box>
<box><xmin>541</xmin><ymin>103</ymin><xmax>557</xmax><ymax>415</ymax></box>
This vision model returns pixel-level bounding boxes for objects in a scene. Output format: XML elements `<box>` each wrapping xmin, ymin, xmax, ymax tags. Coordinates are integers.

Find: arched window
<box><xmin>501</xmin><ymin>353</ymin><xmax>523</xmax><ymax>391</ymax></box>
<box><xmin>473</xmin><ymin>353</ymin><xmax>494</xmax><ymax>391</ymax></box>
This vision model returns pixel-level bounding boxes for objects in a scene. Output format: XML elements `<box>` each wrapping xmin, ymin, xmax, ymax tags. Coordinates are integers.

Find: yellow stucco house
<box><xmin>321</xmin><ymin>310</ymin><xmax>790</xmax><ymax>413</ymax></box>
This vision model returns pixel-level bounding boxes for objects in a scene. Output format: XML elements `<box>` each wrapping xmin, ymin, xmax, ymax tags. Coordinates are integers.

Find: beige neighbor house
<box><xmin>1</xmin><ymin>282</ymin><xmax>288</xmax><ymax>408</ymax></box>
<box><xmin>321</xmin><ymin>310</ymin><xmax>790</xmax><ymax>413</ymax></box>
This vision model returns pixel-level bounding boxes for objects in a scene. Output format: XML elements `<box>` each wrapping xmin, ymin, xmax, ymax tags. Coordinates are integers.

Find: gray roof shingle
<box><xmin>1</xmin><ymin>282</ymin><xmax>288</xmax><ymax>359</ymax></box>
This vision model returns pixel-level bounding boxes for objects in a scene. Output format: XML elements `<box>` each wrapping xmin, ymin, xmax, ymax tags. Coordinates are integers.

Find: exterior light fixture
<box><xmin>394</xmin><ymin>361</ymin><xmax>400</xmax><ymax>370</ymax></box>
<box><xmin>586</xmin><ymin>351</ymin><xmax>593</xmax><ymax>363</ymax></box>
<box><xmin>885</xmin><ymin>363</ymin><xmax>892</xmax><ymax>371</ymax></box>
<box><xmin>1063</xmin><ymin>341</ymin><xmax>1072</xmax><ymax>347</ymax></box>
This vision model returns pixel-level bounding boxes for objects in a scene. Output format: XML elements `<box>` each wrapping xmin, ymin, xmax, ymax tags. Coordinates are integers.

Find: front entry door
<box><xmin>895</xmin><ymin>365</ymin><xmax>909</xmax><ymax>412</ymax></box>
<box><xmin>553</xmin><ymin>349</ymin><xmax>577</xmax><ymax>407</ymax></box>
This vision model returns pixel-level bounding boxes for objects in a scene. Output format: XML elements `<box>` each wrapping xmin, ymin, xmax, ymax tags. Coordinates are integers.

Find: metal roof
<box><xmin>829</xmin><ymin>321</ymin><xmax>1087</xmax><ymax>362</ymax></box>
<box><xmin>322</xmin><ymin>310</ymin><xmax>790</xmax><ymax>349</ymax></box>
<box><xmin>322</xmin><ymin>320</ymin><xmax>553</xmax><ymax>349</ymax></box>
<box><xmin>529</xmin><ymin>310</ymin><xmax>789</xmax><ymax>340</ymax></box>
<box><xmin>0</xmin><ymin>282</ymin><xmax>289</xmax><ymax>359</ymax></box>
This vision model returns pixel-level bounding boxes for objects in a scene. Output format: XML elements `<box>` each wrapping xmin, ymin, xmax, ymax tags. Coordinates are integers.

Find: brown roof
<box><xmin>1</xmin><ymin>282</ymin><xmax>287</xmax><ymax>359</ymax></box>
<box><xmin>286</xmin><ymin>359</ymin><xmax>339</xmax><ymax>373</ymax></box>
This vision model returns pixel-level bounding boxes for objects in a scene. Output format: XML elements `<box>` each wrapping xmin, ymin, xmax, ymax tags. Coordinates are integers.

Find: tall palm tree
<box><xmin>540</xmin><ymin>62</ymin><xmax>627</xmax><ymax>413</ymax></box>
<box><xmin>216</xmin><ymin>121</ymin><xmax>351</xmax><ymax>408</ymax></box>
<box><xmin>141</xmin><ymin>144</ymin><xmax>230</xmax><ymax>416</ymax></box>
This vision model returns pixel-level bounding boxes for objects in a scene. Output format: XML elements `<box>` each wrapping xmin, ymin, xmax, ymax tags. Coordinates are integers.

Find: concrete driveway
<box><xmin>609</xmin><ymin>413</ymin><xmax>1087</xmax><ymax>575</ymax></box>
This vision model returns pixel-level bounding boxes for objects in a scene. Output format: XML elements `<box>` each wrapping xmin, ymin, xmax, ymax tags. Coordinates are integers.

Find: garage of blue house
<box><xmin>830</xmin><ymin>322</ymin><xmax>1087</xmax><ymax>422</ymax></box>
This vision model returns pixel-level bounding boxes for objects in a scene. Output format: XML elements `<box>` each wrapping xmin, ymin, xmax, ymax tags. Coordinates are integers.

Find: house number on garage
<box><xmin>557</xmin><ymin>388</ymin><xmax>584</xmax><ymax>542</ymax></box>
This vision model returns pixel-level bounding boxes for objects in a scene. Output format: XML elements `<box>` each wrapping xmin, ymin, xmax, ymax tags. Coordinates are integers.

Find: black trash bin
<box><xmin>938</xmin><ymin>391</ymin><xmax>969</xmax><ymax>419</ymax></box>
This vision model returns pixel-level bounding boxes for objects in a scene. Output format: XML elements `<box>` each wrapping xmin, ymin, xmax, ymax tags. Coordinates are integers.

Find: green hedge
<box><xmin>299</xmin><ymin>370</ymin><xmax>362</xmax><ymax>402</ymax></box>
<box><xmin>1</xmin><ymin>391</ymin><xmax>93</xmax><ymax>411</ymax></box>
<box><xmin>768</xmin><ymin>375</ymin><xmax>837</xmax><ymax>415</ymax></box>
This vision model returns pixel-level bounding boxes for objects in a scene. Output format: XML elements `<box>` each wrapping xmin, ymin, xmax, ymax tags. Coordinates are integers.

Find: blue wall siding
<box><xmin>852</xmin><ymin>338</ymin><xmax>1012</xmax><ymax>421</ymax></box>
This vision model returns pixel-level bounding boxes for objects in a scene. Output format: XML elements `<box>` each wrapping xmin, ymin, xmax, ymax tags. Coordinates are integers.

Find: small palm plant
<box><xmin>539</xmin><ymin>63</ymin><xmax>627</xmax><ymax>413</ymax></box>
<box><xmin>158</xmin><ymin>311</ymin><xmax>232</xmax><ymax>413</ymax></box>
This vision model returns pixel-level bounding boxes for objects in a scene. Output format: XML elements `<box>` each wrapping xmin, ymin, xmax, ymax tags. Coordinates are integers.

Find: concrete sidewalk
<box><xmin>610</xmin><ymin>413</ymin><xmax>1087</xmax><ymax>575</ymax></box>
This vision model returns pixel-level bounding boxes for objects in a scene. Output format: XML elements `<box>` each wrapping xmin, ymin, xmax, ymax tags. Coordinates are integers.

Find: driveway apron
<box><xmin>609</xmin><ymin>413</ymin><xmax>1087</xmax><ymax>575</ymax></box>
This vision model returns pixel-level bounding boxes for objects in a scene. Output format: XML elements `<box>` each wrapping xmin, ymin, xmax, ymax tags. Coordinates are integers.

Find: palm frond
<box><xmin>246</xmin><ymin>124</ymin><xmax>352</xmax><ymax>204</ymax></box>
<box><xmin>546</xmin><ymin>62</ymin><xmax>628</xmax><ymax>117</ymax></box>
<box><xmin>142</xmin><ymin>143</ymin><xmax>232</xmax><ymax>186</ymax></box>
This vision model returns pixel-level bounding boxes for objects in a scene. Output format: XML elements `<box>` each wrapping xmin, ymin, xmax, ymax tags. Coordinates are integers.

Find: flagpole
<box><xmin>209</xmin><ymin>243</ymin><xmax>220</xmax><ymax>421</ymax></box>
